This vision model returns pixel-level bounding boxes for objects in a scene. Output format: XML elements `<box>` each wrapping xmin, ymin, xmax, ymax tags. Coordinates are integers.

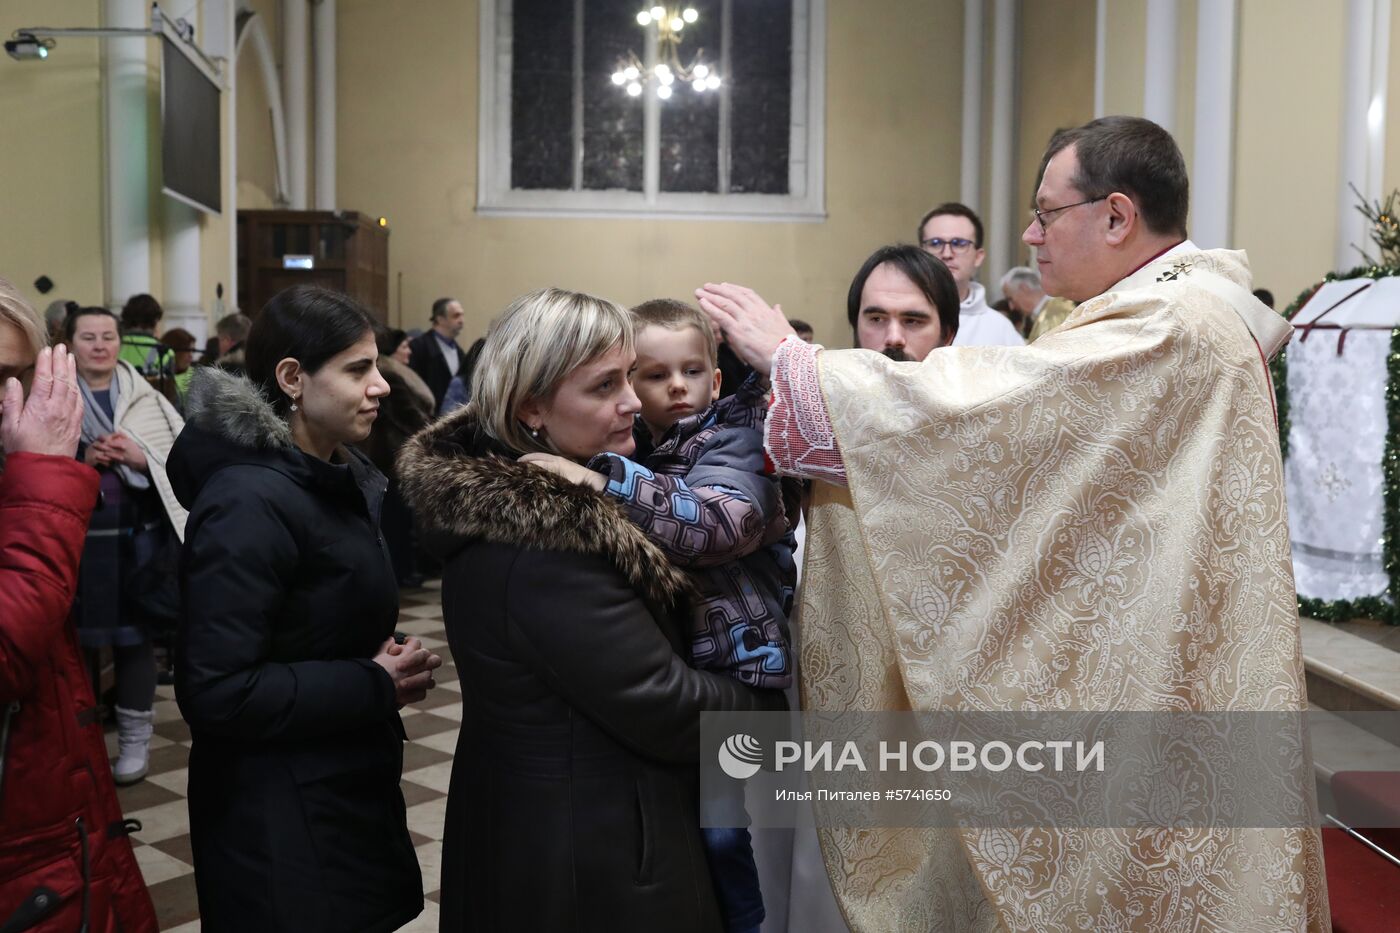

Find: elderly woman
<box><xmin>67</xmin><ymin>305</ymin><xmax>187</xmax><ymax>785</ymax></box>
<box><xmin>398</xmin><ymin>288</ymin><xmax>786</xmax><ymax>932</ymax></box>
<box><xmin>0</xmin><ymin>280</ymin><xmax>157</xmax><ymax>931</ymax></box>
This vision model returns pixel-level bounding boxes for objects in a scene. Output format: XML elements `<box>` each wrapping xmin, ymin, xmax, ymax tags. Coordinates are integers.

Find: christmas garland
<box><xmin>1273</xmin><ymin>263</ymin><xmax>1400</xmax><ymax>624</ymax></box>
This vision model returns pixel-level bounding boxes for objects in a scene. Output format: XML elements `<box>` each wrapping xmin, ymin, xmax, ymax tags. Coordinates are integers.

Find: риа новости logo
<box><xmin>717</xmin><ymin>733</ymin><xmax>763</xmax><ymax>779</ymax></box>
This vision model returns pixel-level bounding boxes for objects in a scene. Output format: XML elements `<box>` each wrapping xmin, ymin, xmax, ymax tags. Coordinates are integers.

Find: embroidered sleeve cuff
<box><xmin>764</xmin><ymin>335</ymin><xmax>847</xmax><ymax>484</ymax></box>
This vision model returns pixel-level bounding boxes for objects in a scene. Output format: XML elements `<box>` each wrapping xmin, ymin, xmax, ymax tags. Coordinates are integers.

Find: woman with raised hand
<box><xmin>169</xmin><ymin>286</ymin><xmax>439</xmax><ymax>933</ymax></box>
<box><xmin>398</xmin><ymin>287</ymin><xmax>786</xmax><ymax>932</ymax></box>
<box><xmin>0</xmin><ymin>280</ymin><xmax>157</xmax><ymax>933</ymax></box>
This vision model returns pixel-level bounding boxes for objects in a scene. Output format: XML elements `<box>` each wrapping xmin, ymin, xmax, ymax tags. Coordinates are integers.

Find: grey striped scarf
<box><xmin>79</xmin><ymin>370</ymin><xmax>151</xmax><ymax>490</ymax></box>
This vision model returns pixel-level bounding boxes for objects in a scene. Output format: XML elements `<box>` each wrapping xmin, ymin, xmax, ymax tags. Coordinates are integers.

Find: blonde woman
<box><xmin>0</xmin><ymin>280</ymin><xmax>158</xmax><ymax>933</ymax></box>
<box><xmin>67</xmin><ymin>306</ymin><xmax>186</xmax><ymax>784</ymax></box>
<box><xmin>399</xmin><ymin>288</ymin><xmax>785</xmax><ymax>932</ymax></box>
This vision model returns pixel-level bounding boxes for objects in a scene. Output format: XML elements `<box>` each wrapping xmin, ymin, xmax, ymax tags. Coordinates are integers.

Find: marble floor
<box><xmin>112</xmin><ymin>581</ymin><xmax>455</xmax><ymax>932</ymax></box>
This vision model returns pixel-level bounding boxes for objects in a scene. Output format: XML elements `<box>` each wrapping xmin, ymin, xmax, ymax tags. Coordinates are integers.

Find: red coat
<box><xmin>0</xmin><ymin>452</ymin><xmax>157</xmax><ymax>933</ymax></box>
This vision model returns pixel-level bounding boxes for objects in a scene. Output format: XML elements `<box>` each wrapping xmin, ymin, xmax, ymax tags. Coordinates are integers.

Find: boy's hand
<box><xmin>519</xmin><ymin>452</ymin><xmax>606</xmax><ymax>492</ymax></box>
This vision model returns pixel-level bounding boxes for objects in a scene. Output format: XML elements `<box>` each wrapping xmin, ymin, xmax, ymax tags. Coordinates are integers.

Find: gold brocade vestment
<box><xmin>1027</xmin><ymin>296</ymin><xmax>1076</xmax><ymax>343</ymax></box>
<box><xmin>797</xmin><ymin>247</ymin><xmax>1330</xmax><ymax>932</ymax></box>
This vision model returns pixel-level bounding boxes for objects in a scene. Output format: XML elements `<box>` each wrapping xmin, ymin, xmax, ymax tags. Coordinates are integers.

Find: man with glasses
<box><xmin>697</xmin><ymin>115</ymin><xmax>1321</xmax><ymax>932</ymax></box>
<box><xmin>916</xmin><ymin>201</ymin><xmax>1024</xmax><ymax>347</ymax></box>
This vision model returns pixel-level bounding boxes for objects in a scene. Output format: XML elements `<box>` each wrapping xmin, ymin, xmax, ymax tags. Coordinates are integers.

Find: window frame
<box><xmin>477</xmin><ymin>0</ymin><xmax>826</xmax><ymax>221</ymax></box>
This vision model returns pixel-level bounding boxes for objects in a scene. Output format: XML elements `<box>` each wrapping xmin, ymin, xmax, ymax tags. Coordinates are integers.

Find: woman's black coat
<box><xmin>399</xmin><ymin>407</ymin><xmax>787</xmax><ymax>933</ymax></box>
<box><xmin>168</xmin><ymin>369</ymin><xmax>423</xmax><ymax>933</ymax></box>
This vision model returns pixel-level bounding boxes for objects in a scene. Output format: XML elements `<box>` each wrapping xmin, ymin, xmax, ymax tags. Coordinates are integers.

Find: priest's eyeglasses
<box><xmin>1032</xmin><ymin>196</ymin><xmax>1104</xmax><ymax>232</ymax></box>
<box><xmin>919</xmin><ymin>237</ymin><xmax>976</xmax><ymax>254</ymax></box>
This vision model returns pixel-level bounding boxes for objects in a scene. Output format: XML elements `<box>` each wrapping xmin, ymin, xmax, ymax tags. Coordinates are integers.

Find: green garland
<box><xmin>1274</xmin><ymin>264</ymin><xmax>1400</xmax><ymax>624</ymax></box>
<box><xmin>1269</xmin><ymin>280</ymin><xmax>1321</xmax><ymax>462</ymax></box>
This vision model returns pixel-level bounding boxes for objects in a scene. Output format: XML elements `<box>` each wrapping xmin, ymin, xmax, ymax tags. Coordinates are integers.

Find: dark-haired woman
<box><xmin>170</xmin><ymin>286</ymin><xmax>439</xmax><ymax>932</ymax></box>
<box><xmin>379</xmin><ymin>326</ymin><xmax>413</xmax><ymax>366</ymax></box>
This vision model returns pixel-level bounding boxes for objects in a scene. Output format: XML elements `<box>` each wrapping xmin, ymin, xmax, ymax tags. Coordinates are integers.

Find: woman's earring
<box><xmin>528</xmin><ymin>425</ymin><xmax>540</xmax><ymax>439</ymax></box>
<box><xmin>290</xmin><ymin>397</ymin><xmax>299</xmax><ymax>413</ymax></box>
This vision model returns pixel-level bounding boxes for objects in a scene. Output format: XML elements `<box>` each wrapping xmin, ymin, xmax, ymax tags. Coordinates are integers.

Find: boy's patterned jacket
<box><xmin>588</xmin><ymin>377</ymin><xmax>796</xmax><ymax>689</ymax></box>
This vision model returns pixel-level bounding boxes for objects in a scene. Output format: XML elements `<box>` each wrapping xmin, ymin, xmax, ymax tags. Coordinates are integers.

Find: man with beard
<box><xmin>847</xmin><ymin>244</ymin><xmax>960</xmax><ymax>361</ymax></box>
<box><xmin>765</xmin><ymin>244</ymin><xmax>960</xmax><ymax>932</ymax></box>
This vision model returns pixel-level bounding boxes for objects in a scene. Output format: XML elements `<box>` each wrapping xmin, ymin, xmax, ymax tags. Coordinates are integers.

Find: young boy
<box><xmin>586</xmin><ymin>298</ymin><xmax>796</xmax><ymax>933</ymax></box>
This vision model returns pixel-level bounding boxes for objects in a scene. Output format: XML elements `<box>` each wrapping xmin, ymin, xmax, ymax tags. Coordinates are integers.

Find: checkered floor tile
<box><xmin>115</xmin><ymin>581</ymin><xmax>452</xmax><ymax>931</ymax></box>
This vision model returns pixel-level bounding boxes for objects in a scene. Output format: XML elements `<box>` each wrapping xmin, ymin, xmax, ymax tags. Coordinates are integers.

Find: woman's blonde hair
<box><xmin>470</xmin><ymin>287</ymin><xmax>635</xmax><ymax>454</ymax></box>
<box><xmin>0</xmin><ymin>277</ymin><xmax>48</xmax><ymax>359</ymax></box>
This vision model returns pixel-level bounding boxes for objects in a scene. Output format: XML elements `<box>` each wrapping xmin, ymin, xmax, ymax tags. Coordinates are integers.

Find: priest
<box><xmin>697</xmin><ymin>116</ymin><xmax>1328</xmax><ymax>932</ymax></box>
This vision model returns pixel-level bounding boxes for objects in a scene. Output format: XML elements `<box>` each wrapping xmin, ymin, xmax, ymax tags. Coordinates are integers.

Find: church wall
<box><xmin>1101</xmin><ymin>0</ymin><xmax>1148</xmax><ymax>120</ymax></box>
<box><xmin>1383</xmin><ymin>6</ymin><xmax>1400</xmax><ymax>215</ymax></box>
<box><xmin>1014</xmin><ymin>0</ymin><xmax>1098</xmax><ymax>271</ymax></box>
<box><xmin>333</xmin><ymin>0</ymin><xmax>965</xmax><ymax>347</ymax></box>
<box><xmin>200</xmin><ymin>5</ymin><xmax>235</xmax><ymax>329</ymax></box>
<box><xmin>1233</xmin><ymin>0</ymin><xmax>1346</xmax><ymax>307</ymax></box>
<box><xmin>236</xmin><ymin>0</ymin><xmax>282</xmax><ymax>211</ymax></box>
<box><xmin>1172</xmin><ymin>0</ymin><xmax>1197</xmax><ymax>182</ymax></box>
<box><xmin>2</xmin><ymin>1</ymin><xmax>1370</xmax><ymax>338</ymax></box>
<box><xmin>981</xmin><ymin>0</ymin><xmax>1002</xmax><ymax>272</ymax></box>
<box><xmin>0</xmin><ymin>0</ymin><xmax>236</xmax><ymax>330</ymax></box>
<box><xmin>0</xmin><ymin>0</ymin><xmax>107</xmax><ymax>313</ymax></box>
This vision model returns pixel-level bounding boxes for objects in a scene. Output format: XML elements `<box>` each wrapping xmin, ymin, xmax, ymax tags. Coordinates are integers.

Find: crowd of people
<box><xmin>0</xmin><ymin>114</ymin><xmax>1319</xmax><ymax>933</ymax></box>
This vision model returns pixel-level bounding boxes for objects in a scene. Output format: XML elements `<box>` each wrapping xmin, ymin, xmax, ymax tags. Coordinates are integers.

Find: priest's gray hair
<box><xmin>470</xmin><ymin>287</ymin><xmax>634</xmax><ymax>455</ymax></box>
<box><xmin>1000</xmin><ymin>266</ymin><xmax>1042</xmax><ymax>294</ymax></box>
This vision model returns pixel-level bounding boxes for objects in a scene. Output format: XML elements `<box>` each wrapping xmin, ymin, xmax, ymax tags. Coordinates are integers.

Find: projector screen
<box><xmin>161</xmin><ymin>36</ymin><xmax>221</xmax><ymax>214</ymax></box>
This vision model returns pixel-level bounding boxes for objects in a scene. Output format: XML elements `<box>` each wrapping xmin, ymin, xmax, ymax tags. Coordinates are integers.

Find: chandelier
<box><xmin>610</xmin><ymin>5</ymin><xmax>722</xmax><ymax>101</ymax></box>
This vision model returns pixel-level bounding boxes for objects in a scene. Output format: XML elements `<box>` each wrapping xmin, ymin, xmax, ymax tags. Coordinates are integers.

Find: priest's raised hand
<box><xmin>695</xmin><ymin>282</ymin><xmax>793</xmax><ymax>376</ymax></box>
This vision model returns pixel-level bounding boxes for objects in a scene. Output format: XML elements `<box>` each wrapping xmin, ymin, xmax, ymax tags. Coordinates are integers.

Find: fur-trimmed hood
<box><xmin>397</xmin><ymin>404</ymin><xmax>691</xmax><ymax>609</ymax></box>
<box><xmin>184</xmin><ymin>366</ymin><xmax>293</xmax><ymax>450</ymax></box>
<box><xmin>168</xmin><ymin>367</ymin><xmax>383</xmax><ymax>516</ymax></box>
